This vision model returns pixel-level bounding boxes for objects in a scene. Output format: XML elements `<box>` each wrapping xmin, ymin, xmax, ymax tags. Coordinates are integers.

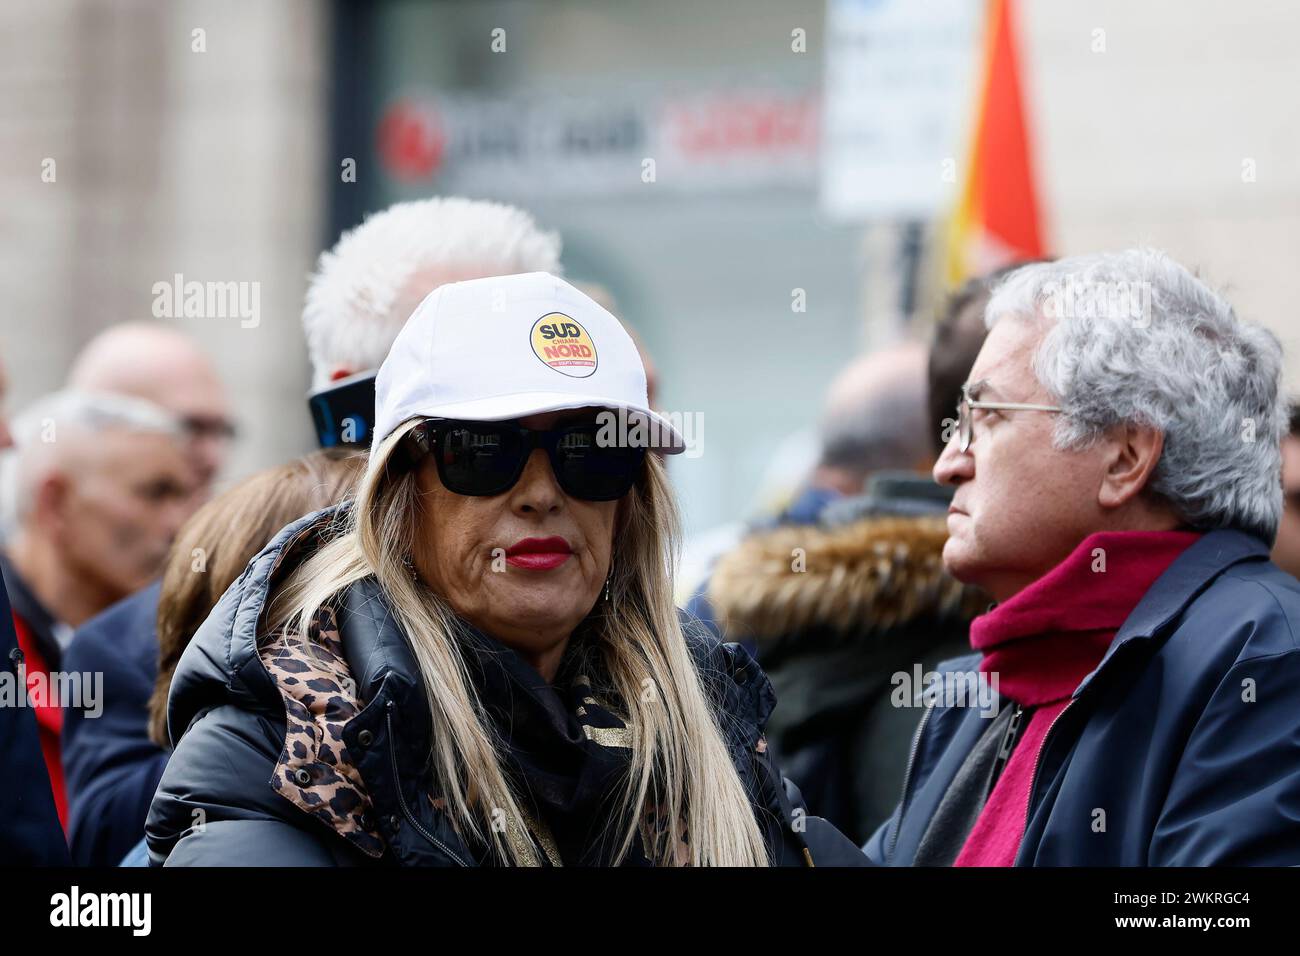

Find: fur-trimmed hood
<box><xmin>708</xmin><ymin>513</ymin><xmax>987</xmax><ymax>651</ymax></box>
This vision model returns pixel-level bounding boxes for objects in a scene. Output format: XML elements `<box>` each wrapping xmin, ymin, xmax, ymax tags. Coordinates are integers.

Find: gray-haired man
<box><xmin>1</xmin><ymin>390</ymin><xmax>191</xmax><ymax>827</ymax></box>
<box><xmin>866</xmin><ymin>248</ymin><xmax>1300</xmax><ymax>866</ymax></box>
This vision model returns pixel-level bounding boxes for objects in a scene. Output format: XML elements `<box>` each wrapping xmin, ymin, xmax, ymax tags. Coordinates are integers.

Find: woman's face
<box><xmin>410</xmin><ymin>409</ymin><xmax>622</xmax><ymax>680</ymax></box>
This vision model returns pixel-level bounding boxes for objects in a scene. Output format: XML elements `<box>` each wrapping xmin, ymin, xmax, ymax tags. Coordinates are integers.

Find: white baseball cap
<box><xmin>373</xmin><ymin>272</ymin><xmax>685</xmax><ymax>453</ymax></box>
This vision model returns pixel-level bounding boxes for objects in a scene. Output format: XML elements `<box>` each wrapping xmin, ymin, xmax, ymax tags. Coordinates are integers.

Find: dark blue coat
<box><xmin>864</xmin><ymin>529</ymin><xmax>1300</xmax><ymax>866</ymax></box>
<box><xmin>0</xmin><ymin>578</ymin><xmax>69</xmax><ymax>865</ymax></box>
<box><xmin>62</xmin><ymin>582</ymin><xmax>169</xmax><ymax>867</ymax></box>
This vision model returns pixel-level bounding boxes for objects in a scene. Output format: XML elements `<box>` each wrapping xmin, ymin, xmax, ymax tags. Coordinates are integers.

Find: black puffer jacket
<box><xmin>146</xmin><ymin>507</ymin><xmax>867</xmax><ymax>866</ymax></box>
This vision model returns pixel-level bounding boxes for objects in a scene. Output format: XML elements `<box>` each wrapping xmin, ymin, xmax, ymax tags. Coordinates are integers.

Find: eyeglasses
<box><xmin>179</xmin><ymin>414</ymin><xmax>238</xmax><ymax>442</ymax></box>
<box><xmin>404</xmin><ymin>418</ymin><xmax>646</xmax><ymax>501</ymax></box>
<box><xmin>955</xmin><ymin>383</ymin><xmax>1063</xmax><ymax>453</ymax></box>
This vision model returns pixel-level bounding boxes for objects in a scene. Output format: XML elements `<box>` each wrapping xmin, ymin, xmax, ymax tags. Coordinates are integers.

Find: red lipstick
<box><xmin>504</xmin><ymin>536</ymin><xmax>572</xmax><ymax>570</ymax></box>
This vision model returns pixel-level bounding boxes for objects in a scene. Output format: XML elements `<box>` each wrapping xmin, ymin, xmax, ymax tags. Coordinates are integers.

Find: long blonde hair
<box><xmin>268</xmin><ymin>421</ymin><xmax>769</xmax><ymax>866</ymax></box>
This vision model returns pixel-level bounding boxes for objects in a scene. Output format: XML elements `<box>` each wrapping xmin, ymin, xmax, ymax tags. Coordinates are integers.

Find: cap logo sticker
<box><xmin>531</xmin><ymin>313</ymin><xmax>598</xmax><ymax>378</ymax></box>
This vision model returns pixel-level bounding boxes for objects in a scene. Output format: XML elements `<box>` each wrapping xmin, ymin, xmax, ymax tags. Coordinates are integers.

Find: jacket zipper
<box><xmin>385</xmin><ymin>705</ymin><xmax>468</xmax><ymax>867</ymax></box>
<box><xmin>1018</xmin><ymin>699</ymin><xmax>1075</xmax><ymax>861</ymax></box>
<box><xmin>887</xmin><ymin>702</ymin><xmax>935</xmax><ymax>859</ymax></box>
<box><xmin>987</xmin><ymin>704</ymin><xmax>1025</xmax><ymax>795</ymax></box>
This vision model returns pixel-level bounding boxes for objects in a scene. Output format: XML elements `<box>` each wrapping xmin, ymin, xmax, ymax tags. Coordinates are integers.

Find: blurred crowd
<box><xmin>4</xmin><ymin>194</ymin><xmax>1300</xmax><ymax>867</ymax></box>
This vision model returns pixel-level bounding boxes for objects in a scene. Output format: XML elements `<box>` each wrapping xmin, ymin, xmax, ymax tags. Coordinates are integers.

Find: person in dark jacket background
<box><xmin>61</xmin><ymin>580</ymin><xmax>164</xmax><ymax>867</ymax></box>
<box><xmin>867</xmin><ymin>248</ymin><xmax>1300</xmax><ymax>866</ymax></box>
<box><xmin>1</xmin><ymin>575</ymin><xmax>70</xmax><ymax>865</ymax></box>
<box><xmin>0</xmin><ymin>356</ymin><xmax>69</xmax><ymax>865</ymax></box>
<box><xmin>2</xmin><ymin>389</ymin><xmax>192</xmax><ymax>829</ymax></box>
<box><xmin>62</xmin><ymin>451</ymin><xmax>364</xmax><ymax>866</ymax></box>
<box><xmin>686</xmin><ymin>342</ymin><xmax>939</xmax><ymax>645</ymax></box>
<box><xmin>707</xmin><ymin>341</ymin><xmax>986</xmax><ymax>843</ymax></box>
<box><xmin>703</xmin><ymin>273</ymin><xmax>1009</xmax><ymax>844</ymax></box>
<box><xmin>28</xmin><ymin>325</ymin><xmax>228</xmax><ymax>855</ymax></box>
<box><xmin>708</xmin><ymin>475</ymin><xmax>986</xmax><ymax>845</ymax></box>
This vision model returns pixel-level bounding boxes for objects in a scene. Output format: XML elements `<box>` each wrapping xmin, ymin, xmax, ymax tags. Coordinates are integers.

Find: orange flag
<box><xmin>945</xmin><ymin>0</ymin><xmax>1047</xmax><ymax>285</ymax></box>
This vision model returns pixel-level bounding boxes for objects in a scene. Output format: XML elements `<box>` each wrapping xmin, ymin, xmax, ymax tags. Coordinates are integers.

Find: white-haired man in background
<box><xmin>0</xmin><ymin>390</ymin><xmax>192</xmax><ymax>828</ymax></box>
<box><xmin>303</xmin><ymin>197</ymin><xmax>562</xmax><ymax>447</ymax></box>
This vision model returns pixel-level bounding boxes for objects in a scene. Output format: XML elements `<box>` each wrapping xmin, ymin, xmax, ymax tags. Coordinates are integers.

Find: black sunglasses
<box><xmin>403</xmin><ymin>418</ymin><xmax>645</xmax><ymax>501</ymax></box>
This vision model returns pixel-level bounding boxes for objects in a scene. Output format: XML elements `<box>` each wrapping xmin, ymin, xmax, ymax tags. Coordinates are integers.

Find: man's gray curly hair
<box><xmin>985</xmin><ymin>248</ymin><xmax>1286</xmax><ymax>542</ymax></box>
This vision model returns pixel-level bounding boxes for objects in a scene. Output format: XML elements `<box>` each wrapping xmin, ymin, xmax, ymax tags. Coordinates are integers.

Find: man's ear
<box><xmin>33</xmin><ymin>470</ymin><xmax>73</xmax><ymax>535</ymax></box>
<box><xmin>1098</xmin><ymin>423</ymin><xmax>1164</xmax><ymax>510</ymax></box>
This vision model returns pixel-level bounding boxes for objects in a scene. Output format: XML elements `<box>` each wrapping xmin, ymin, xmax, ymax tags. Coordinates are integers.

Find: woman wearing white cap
<box><xmin>147</xmin><ymin>273</ymin><xmax>865</xmax><ymax>866</ymax></box>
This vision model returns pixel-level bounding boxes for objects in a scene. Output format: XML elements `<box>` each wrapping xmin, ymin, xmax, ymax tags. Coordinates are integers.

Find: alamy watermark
<box><xmin>1</xmin><ymin>664</ymin><xmax>102</xmax><ymax>718</ymax></box>
<box><xmin>50</xmin><ymin>886</ymin><xmax>150</xmax><ymax>936</ymax></box>
<box><xmin>151</xmin><ymin>273</ymin><xmax>260</xmax><ymax>328</ymax></box>
<box><xmin>1042</xmin><ymin>276</ymin><xmax>1153</xmax><ymax>328</ymax></box>
<box><xmin>596</xmin><ymin>407</ymin><xmax>704</xmax><ymax>459</ymax></box>
<box><xmin>891</xmin><ymin>665</ymin><xmax>1000</xmax><ymax>718</ymax></box>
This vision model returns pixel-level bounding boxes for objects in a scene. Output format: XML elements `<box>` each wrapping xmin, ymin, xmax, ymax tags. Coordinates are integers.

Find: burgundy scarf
<box><xmin>953</xmin><ymin>529</ymin><xmax>1200</xmax><ymax>866</ymax></box>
